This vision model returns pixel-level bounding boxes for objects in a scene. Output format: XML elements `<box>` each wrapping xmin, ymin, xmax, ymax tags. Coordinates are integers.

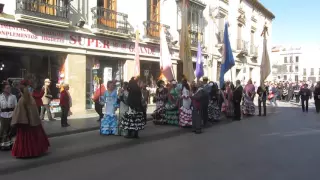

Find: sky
<box><xmin>259</xmin><ymin>0</ymin><xmax>320</xmax><ymax>46</ymax></box>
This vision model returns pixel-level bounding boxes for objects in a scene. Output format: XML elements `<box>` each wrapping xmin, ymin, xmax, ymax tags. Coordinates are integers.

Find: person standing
<box><xmin>121</xmin><ymin>77</ymin><xmax>146</xmax><ymax>138</ymax></box>
<box><xmin>293</xmin><ymin>82</ymin><xmax>300</xmax><ymax>103</ymax></box>
<box><xmin>310</xmin><ymin>83</ymin><xmax>315</xmax><ymax>100</ymax></box>
<box><xmin>141</xmin><ymin>82</ymin><xmax>149</xmax><ymax>123</ymax></box>
<box><xmin>60</xmin><ymin>84</ymin><xmax>72</xmax><ymax>127</ymax></box>
<box><xmin>288</xmin><ymin>83</ymin><xmax>294</xmax><ymax>101</ymax></box>
<box><xmin>202</xmin><ymin>77</ymin><xmax>210</xmax><ymax>126</ymax></box>
<box><xmin>179</xmin><ymin>79</ymin><xmax>192</xmax><ymax>127</ymax></box>
<box><xmin>152</xmin><ymin>80</ymin><xmax>168</xmax><ymax>125</ymax></box>
<box><xmin>32</xmin><ymin>84</ymin><xmax>44</xmax><ymax>114</ymax></box>
<box><xmin>191</xmin><ymin>83</ymin><xmax>204</xmax><ymax>134</ymax></box>
<box><xmin>100</xmin><ymin>81</ymin><xmax>118</xmax><ymax>135</ymax></box>
<box><xmin>11</xmin><ymin>80</ymin><xmax>49</xmax><ymax>158</ymax></box>
<box><xmin>257</xmin><ymin>84</ymin><xmax>268</xmax><ymax>116</ymax></box>
<box><xmin>299</xmin><ymin>84</ymin><xmax>311</xmax><ymax>112</ymax></box>
<box><xmin>164</xmin><ymin>80</ymin><xmax>180</xmax><ymax>126</ymax></box>
<box><xmin>92</xmin><ymin>79</ymin><xmax>106</xmax><ymax>122</ymax></box>
<box><xmin>313</xmin><ymin>82</ymin><xmax>320</xmax><ymax>113</ymax></box>
<box><xmin>40</xmin><ymin>79</ymin><xmax>55</xmax><ymax>121</ymax></box>
<box><xmin>269</xmin><ymin>84</ymin><xmax>278</xmax><ymax>106</ymax></box>
<box><xmin>208</xmin><ymin>83</ymin><xmax>224</xmax><ymax>122</ymax></box>
<box><xmin>233</xmin><ymin>80</ymin><xmax>243</xmax><ymax>120</ymax></box>
<box><xmin>10</xmin><ymin>81</ymin><xmax>21</xmax><ymax>101</ymax></box>
<box><xmin>118</xmin><ymin>82</ymin><xmax>129</xmax><ymax>136</ymax></box>
<box><xmin>242</xmin><ymin>79</ymin><xmax>256</xmax><ymax>116</ymax></box>
<box><xmin>0</xmin><ymin>83</ymin><xmax>17</xmax><ymax>150</ymax></box>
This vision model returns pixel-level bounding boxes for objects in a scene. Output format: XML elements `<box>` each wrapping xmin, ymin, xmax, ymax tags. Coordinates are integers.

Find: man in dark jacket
<box><xmin>257</xmin><ymin>84</ymin><xmax>268</xmax><ymax>116</ymax></box>
<box><xmin>201</xmin><ymin>77</ymin><xmax>210</xmax><ymax>126</ymax></box>
<box><xmin>299</xmin><ymin>84</ymin><xmax>311</xmax><ymax>112</ymax></box>
<box><xmin>233</xmin><ymin>80</ymin><xmax>243</xmax><ymax>121</ymax></box>
<box><xmin>293</xmin><ymin>83</ymin><xmax>300</xmax><ymax>103</ymax></box>
<box><xmin>313</xmin><ymin>82</ymin><xmax>320</xmax><ymax>113</ymax></box>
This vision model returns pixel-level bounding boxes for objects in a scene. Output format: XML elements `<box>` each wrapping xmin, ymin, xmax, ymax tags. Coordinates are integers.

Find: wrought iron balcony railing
<box><xmin>91</xmin><ymin>6</ymin><xmax>129</xmax><ymax>34</ymax></box>
<box><xmin>15</xmin><ymin>0</ymin><xmax>69</xmax><ymax>22</ymax></box>
<box><xmin>189</xmin><ymin>30</ymin><xmax>203</xmax><ymax>47</ymax></box>
<box><xmin>237</xmin><ymin>39</ymin><xmax>248</xmax><ymax>52</ymax></box>
<box><xmin>250</xmin><ymin>44</ymin><xmax>258</xmax><ymax>57</ymax></box>
<box><xmin>143</xmin><ymin>20</ymin><xmax>170</xmax><ymax>38</ymax></box>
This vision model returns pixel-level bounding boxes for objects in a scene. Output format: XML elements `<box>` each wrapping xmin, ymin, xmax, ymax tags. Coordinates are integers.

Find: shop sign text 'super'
<box><xmin>0</xmin><ymin>22</ymin><xmax>160</xmax><ymax>57</ymax></box>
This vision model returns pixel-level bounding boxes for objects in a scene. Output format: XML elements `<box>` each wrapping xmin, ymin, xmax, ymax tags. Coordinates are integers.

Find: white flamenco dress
<box><xmin>179</xmin><ymin>87</ymin><xmax>192</xmax><ymax>127</ymax></box>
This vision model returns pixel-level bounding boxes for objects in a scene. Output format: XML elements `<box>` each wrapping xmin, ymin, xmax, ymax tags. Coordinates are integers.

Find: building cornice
<box><xmin>246</xmin><ymin>0</ymin><xmax>275</xmax><ymax>20</ymax></box>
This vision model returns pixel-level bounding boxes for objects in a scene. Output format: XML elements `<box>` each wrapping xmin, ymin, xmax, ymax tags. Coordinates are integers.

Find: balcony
<box><xmin>91</xmin><ymin>7</ymin><xmax>130</xmax><ymax>38</ymax></box>
<box><xmin>250</xmin><ymin>44</ymin><xmax>258</xmax><ymax>57</ymax></box>
<box><xmin>189</xmin><ymin>30</ymin><xmax>203</xmax><ymax>48</ymax></box>
<box><xmin>143</xmin><ymin>21</ymin><xmax>170</xmax><ymax>43</ymax></box>
<box><xmin>237</xmin><ymin>39</ymin><xmax>248</xmax><ymax>55</ymax></box>
<box><xmin>15</xmin><ymin>0</ymin><xmax>70</xmax><ymax>28</ymax></box>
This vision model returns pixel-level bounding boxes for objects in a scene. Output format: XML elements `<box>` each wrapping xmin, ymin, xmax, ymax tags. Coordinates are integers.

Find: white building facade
<box><xmin>271</xmin><ymin>46</ymin><xmax>320</xmax><ymax>83</ymax></box>
<box><xmin>0</xmin><ymin>0</ymin><xmax>274</xmax><ymax>112</ymax></box>
<box><xmin>206</xmin><ymin>0</ymin><xmax>275</xmax><ymax>85</ymax></box>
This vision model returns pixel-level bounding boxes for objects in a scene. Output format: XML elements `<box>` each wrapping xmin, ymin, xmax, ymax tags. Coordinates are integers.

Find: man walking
<box><xmin>233</xmin><ymin>80</ymin><xmax>243</xmax><ymax>121</ymax></box>
<box><xmin>257</xmin><ymin>83</ymin><xmax>268</xmax><ymax>116</ymax></box>
<box><xmin>40</xmin><ymin>78</ymin><xmax>55</xmax><ymax>121</ymax></box>
<box><xmin>299</xmin><ymin>83</ymin><xmax>311</xmax><ymax>112</ymax></box>
<box><xmin>92</xmin><ymin>79</ymin><xmax>106</xmax><ymax>121</ymax></box>
<box><xmin>202</xmin><ymin>77</ymin><xmax>210</xmax><ymax>126</ymax></box>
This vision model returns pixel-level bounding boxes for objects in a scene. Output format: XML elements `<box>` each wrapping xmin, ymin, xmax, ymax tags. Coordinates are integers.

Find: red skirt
<box><xmin>12</xmin><ymin>124</ymin><xmax>50</xmax><ymax>158</ymax></box>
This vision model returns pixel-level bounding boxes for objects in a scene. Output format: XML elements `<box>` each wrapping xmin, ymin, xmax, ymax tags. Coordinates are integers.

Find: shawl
<box><xmin>244</xmin><ymin>84</ymin><xmax>255</xmax><ymax>93</ymax></box>
<box><xmin>11</xmin><ymin>96</ymin><xmax>42</xmax><ymax>127</ymax></box>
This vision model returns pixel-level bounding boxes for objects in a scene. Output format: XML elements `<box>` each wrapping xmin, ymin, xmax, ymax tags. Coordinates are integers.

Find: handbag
<box><xmin>268</xmin><ymin>93</ymin><xmax>274</xmax><ymax>100</ymax></box>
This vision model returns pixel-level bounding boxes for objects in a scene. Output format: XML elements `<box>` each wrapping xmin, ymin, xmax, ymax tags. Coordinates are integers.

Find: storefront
<box><xmin>0</xmin><ymin>20</ymin><xmax>162</xmax><ymax>113</ymax></box>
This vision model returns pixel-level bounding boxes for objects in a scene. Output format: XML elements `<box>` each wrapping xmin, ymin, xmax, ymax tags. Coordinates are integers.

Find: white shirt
<box><xmin>0</xmin><ymin>93</ymin><xmax>17</xmax><ymax>118</ymax></box>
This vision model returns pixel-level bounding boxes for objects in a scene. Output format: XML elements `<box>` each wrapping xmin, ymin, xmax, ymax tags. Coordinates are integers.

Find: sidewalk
<box><xmin>43</xmin><ymin>104</ymin><xmax>156</xmax><ymax>137</ymax></box>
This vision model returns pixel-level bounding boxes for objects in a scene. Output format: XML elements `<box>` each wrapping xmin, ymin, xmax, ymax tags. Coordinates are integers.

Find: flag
<box><xmin>219</xmin><ymin>22</ymin><xmax>235</xmax><ymax>87</ymax></box>
<box><xmin>260</xmin><ymin>35</ymin><xmax>271</xmax><ymax>86</ymax></box>
<box><xmin>179</xmin><ymin>0</ymin><xmax>195</xmax><ymax>81</ymax></box>
<box><xmin>160</xmin><ymin>26</ymin><xmax>174</xmax><ymax>81</ymax></box>
<box><xmin>195</xmin><ymin>33</ymin><xmax>204</xmax><ymax>79</ymax></box>
<box><xmin>134</xmin><ymin>29</ymin><xmax>140</xmax><ymax>77</ymax></box>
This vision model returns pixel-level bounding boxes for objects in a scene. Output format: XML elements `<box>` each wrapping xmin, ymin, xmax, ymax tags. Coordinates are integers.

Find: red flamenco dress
<box><xmin>11</xmin><ymin>96</ymin><xmax>50</xmax><ymax>158</ymax></box>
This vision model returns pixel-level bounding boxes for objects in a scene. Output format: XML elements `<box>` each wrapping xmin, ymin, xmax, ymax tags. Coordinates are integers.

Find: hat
<box><xmin>44</xmin><ymin>78</ymin><xmax>51</xmax><ymax>83</ymax></box>
<box><xmin>203</xmin><ymin>77</ymin><xmax>209</xmax><ymax>81</ymax></box>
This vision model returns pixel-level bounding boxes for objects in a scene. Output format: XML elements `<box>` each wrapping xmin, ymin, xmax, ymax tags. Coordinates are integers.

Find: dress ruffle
<box><xmin>12</xmin><ymin>124</ymin><xmax>50</xmax><ymax>158</ymax></box>
<box><xmin>152</xmin><ymin>106</ymin><xmax>166</xmax><ymax>125</ymax></box>
<box><xmin>208</xmin><ymin>100</ymin><xmax>221</xmax><ymax>121</ymax></box>
<box><xmin>242</xmin><ymin>99</ymin><xmax>255</xmax><ymax>115</ymax></box>
<box><xmin>121</xmin><ymin>109</ymin><xmax>146</xmax><ymax>131</ymax></box>
<box><xmin>100</xmin><ymin>114</ymin><xmax>118</xmax><ymax>135</ymax></box>
<box><xmin>179</xmin><ymin>106</ymin><xmax>192</xmax><ymax>127</ymax></box>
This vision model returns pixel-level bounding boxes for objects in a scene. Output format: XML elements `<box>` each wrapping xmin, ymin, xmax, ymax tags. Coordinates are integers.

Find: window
<box><xmin>295</xmin><ymin>75</ymin><xmax>299</xmax><ymax>82</ymax></box>
<box><xmin>303</xmin><ymin>68</ymin><xmax>306</xmax><ymax>75</ymax></box>
<box><xmin>237</xmin><ymin>24</ymin><xmax>242</xmax><ymax>49</ymax></box>
<box><xmin>284</xmin><ymin>75</ymin><xmax>287</xmax><ymax>80</ymax></box>
<box><xmin>290</xmin><ymin>56</ymin><xmax>293</xmax><ymax>63</ymax></box>
<box><xmin>295</xmin><ymin>66</ymin><xmax>299</xmax><ymax>72</ymax></box>
<box><xmin>289</xmin><ymin>65</ymin><xmax>293</xmax><ymax>72</ymax></box>
<box><xmin>147</xmin><ymin>0</ymin><xmax>161</xmax><ymax>37</ymax></box>
<box><xmin>218</xmin><ymin>16</ymin><xmax>225</xmax><ymax>43</ymax></box>
<box><xmin>97</xmin><ymin>0</ymin><xmax>117</xmax><ymax>28</ymax></box>
<box><xmin>319</xmin><ymin>68</ymin><xmax>320</xmax><ymax>75</ymax></box>
<box><xmin>187</xmin><ymin>3</ymin><xmax>204</xmax><ymax>46</ymax></box>
<box><xmin>311</xmin><ymin>68</ymin><xmax>314</xmax><ymax>75</ymax></box>
<box><xmin>284</xmin><ymin>57</ymin><xmax>287</xmax><ymax>63</ymax></box>
<box><xmin>295</xmin><ymin>56</ymin><xmax>299</xmax><ymax>63</ymax></box>
<box><xmin>35</xmin><ymin>0</ymin><xmax>68</xmax><ymax>17</ymax></box>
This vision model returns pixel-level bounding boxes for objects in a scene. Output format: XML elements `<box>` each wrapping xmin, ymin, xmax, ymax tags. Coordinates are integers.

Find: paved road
<box><xmin>1</xmin><ymin>104</ymin><xmax>320</xmax><ymax>180</ymax></box>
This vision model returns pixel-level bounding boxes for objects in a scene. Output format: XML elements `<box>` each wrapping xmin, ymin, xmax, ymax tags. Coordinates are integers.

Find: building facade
<box><xmin>0</xmin><ymin>0</ymin><xmax>274</xmax><ymax>113</ymax></box>
<box><xmin>271</xmin><ymin>46</ymin><xmax>320</xmax><ymax>83</ymax></box>
<box><xmin>206</xmin><ymin>0</ymin><xmax>275</xmax><ymax>85</ymax></box>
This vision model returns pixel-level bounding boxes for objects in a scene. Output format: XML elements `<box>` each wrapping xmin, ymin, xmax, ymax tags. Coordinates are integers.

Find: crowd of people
<box><xmin>1</xmin><ymin>74</ymin><xmax>320</xmax><ymax>159</ymax></box>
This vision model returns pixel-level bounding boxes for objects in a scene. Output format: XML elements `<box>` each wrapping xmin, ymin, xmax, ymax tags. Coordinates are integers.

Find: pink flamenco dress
<box><xmin>179</xmin><ymin>87</ymin><xmax>192</xmax><ymax>127</ymax></box>
<box><xmin>11</xmin><ymin>96</ymin><xmax>50</xmax><ymax>158</ymax></box>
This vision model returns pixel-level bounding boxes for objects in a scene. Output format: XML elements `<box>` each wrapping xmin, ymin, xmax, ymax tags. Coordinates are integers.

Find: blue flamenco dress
<box><xmin>100</xmin><ymin>90</ymin><xmax>119</xmax><ymax>135</ymax></box>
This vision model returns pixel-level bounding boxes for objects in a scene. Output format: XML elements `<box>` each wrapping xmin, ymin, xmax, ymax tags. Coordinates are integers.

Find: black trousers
<box><xmin>301</xmin><ymin>99</ymin><xmax>309</xmax><ymax>112</ymax></box>
<box><xmin>40</xmin><ymin>104</ymin><xmax>53</xmax><ymax>120</ymax></box>
<box><xmin>94</xmin><ymin>102</ymin><xmax>104</xmax><ymax>120</ymax></box>
<box><xmin>61</xmin><ymin>106</ymin><xmax>70</xmax><ymax>126</ymax></box>
<box><xmin>233</xmin><ymin>102</ymin><xmax>241</xmax><ymax>120</ymax></box>
<box><xmin>315</xmin><ymin>99</ymin><xmax>320</xmax><ymax>113</ymax></box>
<box><xmin>202</xmin><ymin>103</ymin><xmax>208</xmax><ymax>126</ymax></box>
<box><xmin>258</xmin><ymin>99</ymin><xmax>266</xmax><ymax>116</ymax></box>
